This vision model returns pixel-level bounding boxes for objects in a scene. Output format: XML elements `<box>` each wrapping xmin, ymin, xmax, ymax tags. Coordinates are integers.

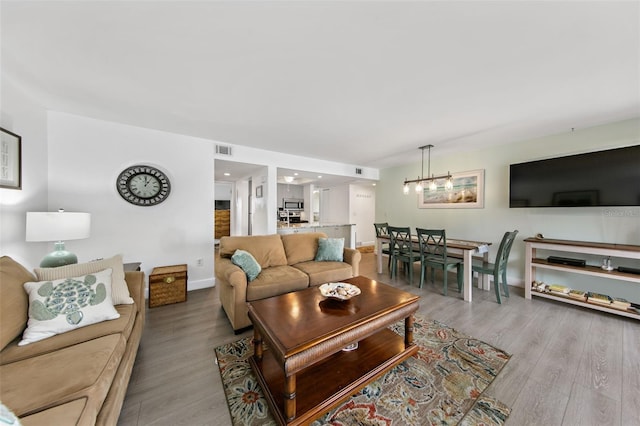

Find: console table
<box><xmin>524</xmin><ymin>237</ymin><xmax>640</xmax><ymax>320</ymax></box>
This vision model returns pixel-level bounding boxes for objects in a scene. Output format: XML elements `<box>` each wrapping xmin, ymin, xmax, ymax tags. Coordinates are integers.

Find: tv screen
<box><xmin>509</xmin><ymin>145</ymin><xmax>640</xmax><ymax>208</ymax></box>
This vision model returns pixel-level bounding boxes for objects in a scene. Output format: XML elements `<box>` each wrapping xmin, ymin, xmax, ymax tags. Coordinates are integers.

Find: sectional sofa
<box><xmin>0</xmin><ymin>255</ymin><xmax>144</xmax><ymax>425</ymax></box>
<box><xmin>215</xmin><ymin>232</ymin><xmax>361</xmax><ymax>331</ymax></box>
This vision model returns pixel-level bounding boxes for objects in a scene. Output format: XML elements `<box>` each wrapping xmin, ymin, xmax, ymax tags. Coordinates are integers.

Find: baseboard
<box><xmin>188</xmin><ymin>278</ymin><xmax>215</xmax><ymax>291</ymax></box>
<box><xmin>474</xmin><ymin>272</ymin><xmax>525</xmax><ymax>289</ymax></box>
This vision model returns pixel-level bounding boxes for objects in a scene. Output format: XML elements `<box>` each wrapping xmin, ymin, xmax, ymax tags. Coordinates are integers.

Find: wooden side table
<box><xmin>149</xmin><ymin>264</ymin><xmax>188</xmax><ymax>308</ymax></box>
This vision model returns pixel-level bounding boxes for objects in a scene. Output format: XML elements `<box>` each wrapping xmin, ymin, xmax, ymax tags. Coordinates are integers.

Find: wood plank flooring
<box><xmin>118</xmin><ymin>252</ymin><xmax>640</xmax><ymax>425</ymax></box>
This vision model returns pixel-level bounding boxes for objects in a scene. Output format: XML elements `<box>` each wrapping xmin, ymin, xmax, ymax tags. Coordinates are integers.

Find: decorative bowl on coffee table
<box><xmin>319</xmin><ymin>282</ymin><xmax>361</xmax><ymax>301</ymax></box>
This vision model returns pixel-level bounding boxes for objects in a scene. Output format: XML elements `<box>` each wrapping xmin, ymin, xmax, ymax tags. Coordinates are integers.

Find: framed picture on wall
<box><xmin>0</xmin><ymin>127</ymin><xmax>22</xmax><ymax>190</ymax></box>
<box><xmin>256</xmin><ymin>185</ymin><xmax>263</xmax><ymax>198</ymax></box>
<box><xmin>418</xmin><ymin>169</ymin><xmax>484</xmax><ymax>209</ymax></box>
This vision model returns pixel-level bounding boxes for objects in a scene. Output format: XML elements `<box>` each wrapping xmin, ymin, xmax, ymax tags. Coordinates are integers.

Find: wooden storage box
<box><xmin>149</xmin><ymin>264</ymin><xmax>188</xmax><ymax>308</ymax></box>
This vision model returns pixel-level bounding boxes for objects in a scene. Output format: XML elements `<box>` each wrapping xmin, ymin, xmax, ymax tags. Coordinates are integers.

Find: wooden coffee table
<box><xmin>247</xmin><ymin>276</ymin><xmax>420</xmax><ymax>425</ymax></box>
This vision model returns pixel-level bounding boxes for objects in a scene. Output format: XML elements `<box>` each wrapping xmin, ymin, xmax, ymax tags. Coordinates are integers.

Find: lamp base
<box><xmin>39</xmin><ymin>242</ymin><xmax>78</xmax><ymax>268</ymax></box>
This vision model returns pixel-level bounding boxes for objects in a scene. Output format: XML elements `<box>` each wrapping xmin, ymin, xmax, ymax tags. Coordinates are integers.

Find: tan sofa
<box><xmin>216</xmin><ymin>232</ymin><xmax>361</xmax><ymax>332</ymax></box>
<box><xmin>0</xmin><ymin>256</ymin><xmax>144</xmax><ymax>425</ymax></box>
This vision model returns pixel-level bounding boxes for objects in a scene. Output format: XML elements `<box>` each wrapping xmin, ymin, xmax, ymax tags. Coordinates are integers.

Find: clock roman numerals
<box><xmin>116</xmin><ymin>165</ymin><xmax>171</xmax><ymax>206</ymax></box>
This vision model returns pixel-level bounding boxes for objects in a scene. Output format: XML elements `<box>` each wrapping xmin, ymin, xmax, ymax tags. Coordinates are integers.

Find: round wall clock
<box><xmin>116</xmin><ymin>164</ymin><xmax>171</xmax><ymax>206</ymax></box>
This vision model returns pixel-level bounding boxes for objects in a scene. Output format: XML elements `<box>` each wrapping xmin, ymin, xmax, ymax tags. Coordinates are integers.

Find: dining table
<box><xmin>376</xmin><ymin>235</ymin><xmax>492</xmax><ymax>302</ymax></box>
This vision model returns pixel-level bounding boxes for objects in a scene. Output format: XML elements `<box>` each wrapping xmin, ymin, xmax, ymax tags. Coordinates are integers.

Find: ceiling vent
<box><xmin>355</xmin><ymin>168</ymin><xmax>363</xmax><ymax>175</ymax></box>
<box><xmin>215</xmin><ymin>145</ymin><xmax>232</xmax><ymax>156</ymax></box>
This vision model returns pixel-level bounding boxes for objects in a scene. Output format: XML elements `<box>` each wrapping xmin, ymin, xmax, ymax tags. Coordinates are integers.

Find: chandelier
<box><xmin>403</xmin><ymin>144</ymin><xmax>453</xmax><ymax>195</ymax></box>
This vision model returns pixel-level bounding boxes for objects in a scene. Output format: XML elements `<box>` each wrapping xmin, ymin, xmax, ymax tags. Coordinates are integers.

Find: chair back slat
<box><xmin>374</xmin><ymin>222</ymin><xmax>389</xmax><ymax>238</ymax></box>
<box><xmin>388</xmin><ymin>226</ymin><xmax>413</xmax><ymax>253</ymax></box>
<box><xmin>494</xmin><ymin>230</ymin><xmax>519</xmax><ymax>271</ymax></box>
<box><xmin>416</xmin><ymin>228</ymin><xmax>448</xmax><ymax>259</ymax></box>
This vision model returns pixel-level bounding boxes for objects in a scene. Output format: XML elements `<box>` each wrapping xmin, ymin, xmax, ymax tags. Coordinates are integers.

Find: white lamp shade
<box><xmin>26</xmin><ymin>212</ymin><xmax>91</xmax><ymax>242</ymax></box>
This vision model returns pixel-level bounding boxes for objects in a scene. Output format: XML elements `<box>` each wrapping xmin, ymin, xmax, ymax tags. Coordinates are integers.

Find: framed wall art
<box><xmin>0</xmin><ymin>127</ymin><xmax>22</xmax><ymax>190</ymax></box>
<box><xmin>418</xmin><ymin>169</ymin><xmax>484</xmax><ymax>209</ymax></box>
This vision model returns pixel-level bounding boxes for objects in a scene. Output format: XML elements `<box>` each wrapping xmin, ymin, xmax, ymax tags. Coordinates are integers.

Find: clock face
<box><xmin>117</xmin><ymin>165</ymin><xmax>171</xmax><ymax>206</ymax></box>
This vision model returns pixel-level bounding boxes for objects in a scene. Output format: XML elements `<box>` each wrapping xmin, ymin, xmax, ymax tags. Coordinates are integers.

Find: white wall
<box><xmin>214</xmin><ymin>182</ymin><xmax>232</xmax><ymax>201</ymax></box>
<box><xmin>47</xmin><ymin>112</ymin><xmax>215</xmax><ymax>291</ymax></box>
<box><xmin>250</xmin><ymin>166</ymin><xmax>270</xmax><ymax>235</ymax></box>
<box><xmin>0</xmin><ymin>78</ymin><xmax>50</xmax><ymax>268</ymax></box>
<box><xmin>376</xmin><ymin>118</ymin><xmax>640</xmax><ymax>298</ymax></box>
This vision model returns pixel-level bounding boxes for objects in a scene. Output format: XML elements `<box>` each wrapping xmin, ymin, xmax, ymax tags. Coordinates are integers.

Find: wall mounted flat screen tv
<box><xmin>509</xmin><ymin>145</ymin><xmax>640</xmax><ymax>208</ymax></box>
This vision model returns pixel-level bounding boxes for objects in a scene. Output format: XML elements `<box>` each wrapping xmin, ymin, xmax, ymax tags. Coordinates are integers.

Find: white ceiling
<box><xmin>2</xmin><ymin>1</ymin><xmax>639</xmax><ymax>182</ymax></box>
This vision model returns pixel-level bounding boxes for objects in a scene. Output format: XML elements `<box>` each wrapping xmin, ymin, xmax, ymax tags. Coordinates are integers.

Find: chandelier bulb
<box><xmin>445</xmin><ymin>176</ymin><xmax>453</xmax><ymax>191</ymax></box>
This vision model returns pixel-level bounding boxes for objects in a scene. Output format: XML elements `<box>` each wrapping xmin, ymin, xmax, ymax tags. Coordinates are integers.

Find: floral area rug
<box><xmin>214</xmin><ymin>315</ymin><xmax>511</xmax><ymax>425</ymax></box>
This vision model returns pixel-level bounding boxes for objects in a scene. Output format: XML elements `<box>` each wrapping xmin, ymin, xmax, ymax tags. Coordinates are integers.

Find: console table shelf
<box><xmin>524</xmin><ymin>237</ymin><xmax>640</xmax><ymax>320</ymax></box>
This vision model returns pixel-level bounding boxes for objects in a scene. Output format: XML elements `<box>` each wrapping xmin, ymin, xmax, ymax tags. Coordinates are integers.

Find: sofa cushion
<box><xmin>20</xmin><ymin>269</ymin><xmax>120</xmax><ymax>346</ymax></box>
<box><xmin>246</xmin><ymin>265</ymin><xmax>309</xmax><ymax>301</ymax></box>
<box><xmin>34</xmin><ymin>254</ymin><xmax>133</xmax><ymax>305</ymax></box>
<box><xmin>293</xmin><ymin>261</ymin><xmax>354</xmax><ymax>287</ymax></box>
<box><xmin>315</xmin><ymin>237</ymin><xmax>345</xmax><ymax>262</ymax></box>
<box><xmin>0</xmin><ymin>333</ymin><xmax>125</xmax><ymax>419</ymax></box>
<box><xmin>20</xmin><ymin>398</ymin><xmax>88</xmax><ymax>426</ymax></box>
<box><xmin>231</xmin><ymin>249</ymin><xmax>261</xmax><ymax>281</ymax></box>
<box><xmin>281</xmin><ymin>232</ymin><xmax>327</xmax><ymax>265</ymax></box>
<box><xmin>220</xmin><ymin>234</ymin><xmax>288</xmax><ymax>268</ymax></box>
<box><xmin>0</xmin><ymin>304</ymin><xmax>136</xmax><ymax>365</ymax></box>
<box><xmin>0</xmin><ymin>256</ymin><xmax>32</xmax><ymax>351</ymax></box>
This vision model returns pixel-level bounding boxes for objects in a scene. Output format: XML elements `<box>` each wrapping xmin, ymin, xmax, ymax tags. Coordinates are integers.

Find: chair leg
<box><xmin>502</xmin><ymin>270</ymin><xmax>510</xmax><ymax>297</ymax></box>
<box><xmin>494</xmin><ymin>272</ymin><xmax>502</xmax><ymax>304</ymax></box>
<box><xmin>390</xmin><ymin>257</ymin><xmax>396</xmax><ymax>279</ymax></box>
<box><xmin>442</xmin><ymin>267</ymin><xmax>448</xmax><ymax>296</ymax></box>
<box><xmin>419</xmin><ymin>264</ymin><xmax>425</xmax><ymax>288</ymax></box>
<box><xmin>457</xmin><ymin>264</ymin><xmax>463</xmax><ymax>292</ymax></box>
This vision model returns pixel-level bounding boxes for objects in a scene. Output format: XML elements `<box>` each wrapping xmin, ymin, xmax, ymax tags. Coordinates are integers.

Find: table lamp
<box><xmin>26</xmin><ymin>209</ymin><xmax>91</xmax><ymax>267</ymax></box>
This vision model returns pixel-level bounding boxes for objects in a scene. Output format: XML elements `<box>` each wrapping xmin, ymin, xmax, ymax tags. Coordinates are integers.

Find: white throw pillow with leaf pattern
<box><xmin>20</xmin><ymin>268</ymin><xmax>120</xmax><ymax>346</ymax></box>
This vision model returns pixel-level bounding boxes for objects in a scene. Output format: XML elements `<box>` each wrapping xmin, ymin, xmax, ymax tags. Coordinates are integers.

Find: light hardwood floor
<box><xmin>118</xmin><ymin>253</ymin><xmax>640</xmax><ymax>426</ymax></box>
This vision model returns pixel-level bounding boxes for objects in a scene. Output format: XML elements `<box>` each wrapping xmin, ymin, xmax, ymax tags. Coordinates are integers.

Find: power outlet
<box><xmin>196</xmin><ymin>258</ymin><xmax>203</xmax><ymax>267</ymax></box>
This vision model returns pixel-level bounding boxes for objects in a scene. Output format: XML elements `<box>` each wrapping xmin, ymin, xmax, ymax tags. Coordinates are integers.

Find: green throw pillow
<box><xmin>231</xmin><ymin>249</ymin><xmax>262</xmax><ymax>281</ymax></box>
<box><xmin>315</xmin><ymin>238</ymin><xmax>344</xmax><ymax>262</ymax></box>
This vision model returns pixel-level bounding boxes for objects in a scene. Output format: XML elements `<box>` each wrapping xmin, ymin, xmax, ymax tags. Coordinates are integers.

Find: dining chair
<box><xmin>373</xmin><ymin>222</ymin><xmax>392</xmax><ymax>271</ymax></box>
<box><xmin>416</xmin><ymin>228</ymin><xmax>463</xmax><ymax>296</ymax></box>
<box><xmin>472</xmin><ymin>230</ymin><xmax>519</xmax><ymax>304</ymax></box>
<box><xmin>387</xmin><ymin>226</ymin><xmax>421</xmax><ymax>285</ymax></box>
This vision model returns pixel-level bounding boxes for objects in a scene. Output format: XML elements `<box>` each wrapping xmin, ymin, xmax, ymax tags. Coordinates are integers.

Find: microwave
<box><xmin>283</xmin><ymin>198</ymin><xmax>304</xmax><ymax>210</ymax></box>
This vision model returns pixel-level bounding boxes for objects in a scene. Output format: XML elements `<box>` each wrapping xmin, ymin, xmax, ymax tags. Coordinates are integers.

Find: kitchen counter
<box><xmin>277</xmin><ymin>222</ymin><xmax>355</xmax><ymax>229</ymax></box>
<box><xmin>276</xmin><ymin>223</ymin><xmax>356</xmax><ymax>248</ymax></box>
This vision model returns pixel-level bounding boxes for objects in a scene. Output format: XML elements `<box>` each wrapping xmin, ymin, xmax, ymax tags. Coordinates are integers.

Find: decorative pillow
<box><xmin>20</xmin><ymin>268</ymin><xmax>120</xmax><ymax>346</ymax></box>
<box><xmin>0</xmin><ymin>402</ymin><xmax>21</xmax><ymax>425</ymax></box>
<box><xmin>34</xmin><ymin>254</ymin><xmax>133</xmax><ymax>305</ymax></box>
<box><xmin>231</xmin><ymin>250</ymin><xmax>262</xmax><ymax>281</ymax></box>
<box><xmin>315</xmin><ymin>238</ymin><xmax>345</xmax><ymax>262</ymax></box>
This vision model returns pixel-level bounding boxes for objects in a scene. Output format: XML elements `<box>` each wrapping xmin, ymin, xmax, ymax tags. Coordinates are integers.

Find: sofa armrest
<box><xmin>215</xmin><ymin>258</ymin><xmax>248</xmax><ymax>290</ymax></box>
<box><xmin>125</xmin><ymin>271</ymin><xmax>145</xmax><ymax>315</ymax></box>
<box><xmin>216</xmin><ymin>258</ymin><xmax>251</xmax><ymax>331</ymax></box>
<box><xmin>343</xmin><ymin>248</ymin><xmax>361</xmax><ymax>277</ymax></box>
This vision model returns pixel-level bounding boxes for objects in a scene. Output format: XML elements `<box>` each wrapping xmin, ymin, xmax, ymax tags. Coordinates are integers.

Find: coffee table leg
<box><xmin>284</xmin><ymin>374</ymin><xmax>296</xmax><ymax>422</ymax></box>
<box><xmin>405</xmin><ymin>315</ymin><xmax>414</xmax><ymax>347</ymax></box>
<box><xmin>253</xmin><ymin>329</ymin><xmax>263</xmax><ymax>361</ymax></box>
